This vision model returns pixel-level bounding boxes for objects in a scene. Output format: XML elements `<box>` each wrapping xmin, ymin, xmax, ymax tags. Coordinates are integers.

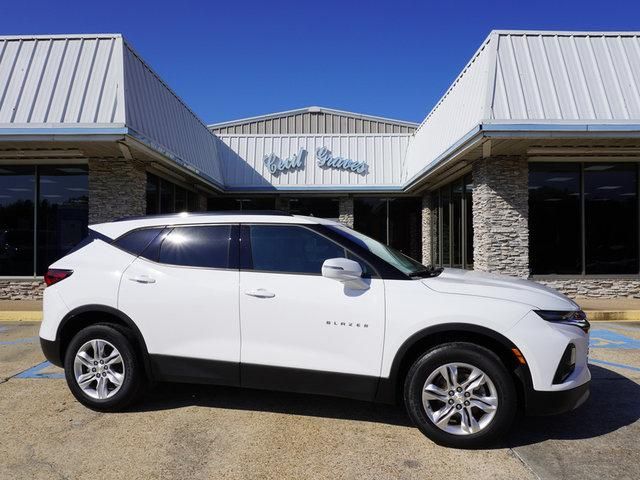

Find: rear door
<box><xmin>118</xmin><ymin>224</ymin><xmax>240</xmax><ymax>385</ymax></box>
<box><xmin>238</xmin><ymin>224</ymin><xmax>385</xmax><ymax>399</ymax></box>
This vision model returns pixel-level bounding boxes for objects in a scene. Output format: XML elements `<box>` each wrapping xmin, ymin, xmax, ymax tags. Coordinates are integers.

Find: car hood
<box><xmin>421</xmin><ymin>268</ymin><xmax>580</xmax><ymax>310</ymax></box>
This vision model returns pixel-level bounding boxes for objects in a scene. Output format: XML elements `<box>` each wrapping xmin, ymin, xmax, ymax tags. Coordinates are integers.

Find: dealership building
<box><xmin>1</xmin><ymin>30</ymin><xmax>640</xmax><ymax>299</ymax></box>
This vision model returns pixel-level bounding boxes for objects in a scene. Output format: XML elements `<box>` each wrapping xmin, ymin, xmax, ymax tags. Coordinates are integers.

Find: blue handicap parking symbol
<box><xmin>15</xmin><ymin>361</ymin><xmax>65</xmax><ymax>379</ymax></box>
<box><xmin>589</xmin><ymin>329</ymin><xmax>640</xmax><ymax>349</ymax></box>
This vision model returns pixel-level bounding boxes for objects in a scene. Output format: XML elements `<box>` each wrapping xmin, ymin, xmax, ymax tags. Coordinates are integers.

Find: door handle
<box><xmin>245</xmin><ymin>288</ymin><xmax>275</xmax><ymax>298</ymax></box>
<box><xmin>129</xmin><ymin>275</ymin><xmax>156</xmax><ymax>284</ymax></box>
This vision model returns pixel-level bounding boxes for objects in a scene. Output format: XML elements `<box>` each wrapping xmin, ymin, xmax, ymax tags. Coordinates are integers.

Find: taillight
<box><xmin>44</xmin><ymin>269</ymin><xmax>73</xmax><ymax>287</ymax></box>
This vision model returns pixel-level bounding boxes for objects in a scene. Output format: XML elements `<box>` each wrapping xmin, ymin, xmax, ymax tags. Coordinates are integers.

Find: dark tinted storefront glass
<box><xmin>388</xmin><ymin>197</ymin><xmax>421</xmax><ymax>260</ymax></box>
<box><xmin>37</xmin><ymin>166</ymin><xmax>88</xmax><ymax>274</ymax></box>
<box><xmin>354</xmin><ymin>198</ymin><xmax>387</xmax><ymax>245</ymax></box>
<box><xmin>464</xmin><ymin>174</ymin><xmax>474</xmax><ymax>267</ymax></box>
<box><xmin>441</xmin><ymin>187</ymin><xmax>451</xmax><ymax>266</ymax></box>
<box><xmin>285</xmin><ymin>198</ymin><xmax>339</xmax><ymax>219</ymax></box>
<box><xmin>146</xmin><ymin>175</ymin><xmax>159</xmax><ymax>215</ymax></box>
<box><xmin>0</xmin><ymin>166</ymin><xmax>35</xmax><ymax>275</ymax></box>
<box><xmin>175</xmin><ymin>185</ymin><xmax>188</xmax><ymax>212</ymax></box>
<box><xmin>208</xmin><ymin>197</ymin><xmax>276</xmax><ymax>211</ymax></box>
<box><xmin>452</xmin><ymin>181</ymin><xmax>463</xmax><ymax>267</ymax></box>
<box><xmin>160</xmin><ymin>178</ymin><xmax>175</xmax><ymax>214</ymax></box>
<box><xmin>432</xmin><ymin>191</ymin><xmax>440</xmax><ymax>265</ymax></box>
<box><xmin>529</xmin><ymin>163</ymin><xmax>582</xmax><ymax>274</ymax></box>
<box><xmin>584</xmin><ymin>163</ymin><xmax>638</xmax><ymax>274</ymax></box>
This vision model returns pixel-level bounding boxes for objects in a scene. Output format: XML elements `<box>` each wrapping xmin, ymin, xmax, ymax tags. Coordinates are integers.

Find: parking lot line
<box><xmin>0</xmin><ymin>336</ymin><xmax>37</xmax><ymax>345</ymax></box>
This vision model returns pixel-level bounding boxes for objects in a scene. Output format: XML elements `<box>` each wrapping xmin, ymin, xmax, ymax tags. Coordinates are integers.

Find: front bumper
<box><xmin>524</xmin><ymin>379</ymin><xmax>590</xmax><ymax>416</ymax></box>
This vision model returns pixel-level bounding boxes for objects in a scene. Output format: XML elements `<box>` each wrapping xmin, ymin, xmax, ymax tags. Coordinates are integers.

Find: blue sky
<box><xmin>1</xmin><ymin>0</ymin><xmax>639</xmax><ymax>124</ymax></box>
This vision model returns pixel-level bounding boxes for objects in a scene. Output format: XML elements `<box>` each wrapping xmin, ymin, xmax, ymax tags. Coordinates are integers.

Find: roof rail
<box><xmin>111</xmin><ymin>210</ymin><xmax>292</xmax><ymax>222</ymax></box>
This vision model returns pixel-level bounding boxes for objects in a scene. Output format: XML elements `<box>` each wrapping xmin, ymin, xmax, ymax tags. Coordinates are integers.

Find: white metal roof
<box><xmin>403</xmin><ymin>30</ymin><xmax>640</xmax><ymax>185</ymax></box>
<box><xmin>208</xmin><ymin>106</ymin><xmax>419</xmax><ymax>129</ymax></box>
<box><xmin>0</xmin><ymin>34</ymin><xmax>223</xmax><ymax>187</ymax></box>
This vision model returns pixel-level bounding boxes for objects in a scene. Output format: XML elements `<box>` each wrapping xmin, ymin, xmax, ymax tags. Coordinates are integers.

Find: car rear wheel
<box><xmin>403</xmin><ymin>342</ymin><xmax>516</xmax><ymax>448</ymax></box>
<box><xmin>64</xmin><ymin>324</ymin><xmax>144</xmax><ymax>411</ymax></box>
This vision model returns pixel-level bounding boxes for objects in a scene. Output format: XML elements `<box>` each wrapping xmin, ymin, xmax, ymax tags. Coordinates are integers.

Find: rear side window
<box><xmin>158</xmin><ymin>225</ymin><xmax>232</xmax><ymax>269</ymax></box>
<box><xmin>247</xmin><ymin>225</ymin><xmax>346</xmax><ymax>274</ymax></box>
<box><xmin>114</xmin><ymin>228</ymin><xmax>163</xmax><ymax>256</ymax></box>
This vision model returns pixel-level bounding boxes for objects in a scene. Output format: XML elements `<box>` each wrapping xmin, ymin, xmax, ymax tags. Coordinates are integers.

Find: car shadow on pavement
<box><xmin>128</xmin><ymin>364</ymin><xmax>638</xmax><ymax>443</ymax></box>
<box><xmin>133</xmin><ymin>382</ymin><xmax>413</xmax><ymax>427</ymax></box>
<box><xmin>505</xmin><ymin>365</ymin><xmax>640</xmax><ymax>448</ymax></box>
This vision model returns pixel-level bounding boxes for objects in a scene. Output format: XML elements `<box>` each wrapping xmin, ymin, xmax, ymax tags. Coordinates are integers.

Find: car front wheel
<box><xmin>64</xmin><ymin>324</ymin><xmax>144</xmax><ymax>411</ymax></box>
<box><xmin>404</xmin><ymin>342</ymin><xmax>517</xmax><ymax>448</ymax></box>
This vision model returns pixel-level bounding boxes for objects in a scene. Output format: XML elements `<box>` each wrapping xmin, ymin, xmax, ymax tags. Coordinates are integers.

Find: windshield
<box><xmin>327</xmin><ymin>224</ymin><xmax>440</xmax><ymax>277</ymax></box>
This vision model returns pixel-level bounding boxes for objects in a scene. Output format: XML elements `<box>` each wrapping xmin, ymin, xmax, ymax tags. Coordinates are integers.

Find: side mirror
<box><xmin>321</xmin><ymin>258</ymin><xmax>369</xmax><ymax>290</ymax></box>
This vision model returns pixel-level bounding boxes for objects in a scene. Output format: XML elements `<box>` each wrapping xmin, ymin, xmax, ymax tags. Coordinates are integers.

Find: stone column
<box><xmin>421</xmin><ymin>193</ymin><xmax>434</xmax><ymax>266</ymax></box>
<box><xmin>338</xmin><ymin>197</ymin><xmax>354</xmax><ymax>228</ymax></box>
<box><xmin>472</xmin><ymin>156</ymin><xmax>529</xmax><ymax>278</ymax></box>
<box><xmin>88</xmin><ymin>158</ymin><xmax>147</xmax><ymax>224</ymax></box>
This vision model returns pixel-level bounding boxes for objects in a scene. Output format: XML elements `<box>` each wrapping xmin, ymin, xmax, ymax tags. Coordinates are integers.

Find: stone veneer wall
<box><xmin>421</xmin><ymin>193</ymin><xmax>433</xmax><ymax>266</ymax></box>
<box><xmin>338</xmin><ymin>197</ymin><xmax>354</xmax><ymax>228</ymax></box>
<box><xmin>0</xmin><ymin>280</ymin><xmax>45</xmax><ymax>300</ymax></box>
<box><xmin>472</xmin><ymin>156</ymin><xmax>529</xmax><ymax>278</ymax></box>
<box><xmin>88</xmin><ymin>158</ymin><xmax>147</xmax><ymax>224</ymax></box>
<box><xmin>538</xmin><ymin>278</ymin><xmax>640</xmax><ymax>299</ymax></box>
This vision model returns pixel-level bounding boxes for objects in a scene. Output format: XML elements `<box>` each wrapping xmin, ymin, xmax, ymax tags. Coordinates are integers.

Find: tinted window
<box><xmin>37</xmin><ymin>166</ymin><xmax>88</xmax><ymax>274</ymax></box>
<box><xmin>248</xmin><ymin>225</ymin><xmax>346</xmax><ymax>274</ymax></box>
<box><xmin>114</xmin><ymin>228</ymin><xmax>164</xmax><ymax>256</ymax></box>
<box><xmin>584</xmin><ymin>163</ymin><xmax>638</xmax><ymax>274</ymax></box>
<box><xmin>159</xmin><ymin>226</ymin><xmax>232</xmax><ymax>268</ymax></box>
<box><xmin>529</xmin><ymin>163</ymin><xmax>582</xmax><ymax>274</ymax></box>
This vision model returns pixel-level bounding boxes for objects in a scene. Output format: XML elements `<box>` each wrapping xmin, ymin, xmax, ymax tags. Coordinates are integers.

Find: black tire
<box><xmin>64</xmin><ymin>324</ymin><xmax>145</xmax><ymax>411</ymax></box>
<box><xmin>403</xmin><ymin>342</ymin><xmax>516</xmax><ymax>448</ymax></box>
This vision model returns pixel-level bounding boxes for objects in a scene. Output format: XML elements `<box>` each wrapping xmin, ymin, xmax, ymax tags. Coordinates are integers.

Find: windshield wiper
<box><xmin>408</xmin><ymin>265</ymin><xmax>443</xmax><ymax>279</ymax></box>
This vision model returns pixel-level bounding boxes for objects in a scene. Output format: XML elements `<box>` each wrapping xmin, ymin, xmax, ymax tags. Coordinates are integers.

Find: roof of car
<box><xmin>90</xmin><ymin>211</ymin><xmax>343</xmax><ymax>239</ymax></box>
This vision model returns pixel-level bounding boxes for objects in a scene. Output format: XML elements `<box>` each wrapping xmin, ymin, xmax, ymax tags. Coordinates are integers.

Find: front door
<box><xmin>238</xmin><ymin>224</ymin><xmax>385</xmax><ymax>400</ymax></box>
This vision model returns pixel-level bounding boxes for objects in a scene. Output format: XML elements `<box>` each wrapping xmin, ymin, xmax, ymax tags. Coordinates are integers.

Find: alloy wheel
<box><xmin>421</xmin><ymin>362</ymin><xmax>498</xmax><ymax>435</ymax></box>
<box><xmin>73</xmin><ymin>339</ymin><xmax>125</xmax><ymax>400</ymax></box>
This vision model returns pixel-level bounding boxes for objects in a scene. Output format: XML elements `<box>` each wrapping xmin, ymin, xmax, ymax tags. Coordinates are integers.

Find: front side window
<box><xmin>158</xmin><ymin>225</ymin><xmax>232</xmax><ymax>269</ymax></box>
<box><xmin>247</xmin><ymin>225</ymin><xmax>346</xmax><ymax>274</ymax></box>
<box><xmin>328</xmin><ymin>224</ymin><xmax>426</xmax><ymax>276</ymax></box>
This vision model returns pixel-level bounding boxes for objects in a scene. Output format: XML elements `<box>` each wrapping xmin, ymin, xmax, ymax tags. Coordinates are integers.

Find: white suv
<box><xmin>39</xmin><ymin>212</ymin><xmax>590</xmax><ymax>448</ymax></box>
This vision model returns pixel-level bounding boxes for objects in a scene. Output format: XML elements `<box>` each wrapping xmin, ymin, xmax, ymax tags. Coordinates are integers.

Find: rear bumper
<box><xmin>40</xmin><ymin>337</ymin><xmax>63</xmax><ymax>367</ymax></box>
<box><xmin>524</xmin><ymin>380</ymin><xmax>590</xmax><ymax>416</ymax></box>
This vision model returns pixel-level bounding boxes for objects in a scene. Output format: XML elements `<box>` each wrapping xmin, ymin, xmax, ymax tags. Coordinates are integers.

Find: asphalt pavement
<box><xmin>1</xmin><ymin>321</ymin><xmax>639</xmax><ymax>480</ymax></box>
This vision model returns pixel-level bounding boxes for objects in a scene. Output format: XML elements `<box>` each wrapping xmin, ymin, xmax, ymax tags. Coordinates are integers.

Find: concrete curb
<box><xmin>585</xmin><ymin>310</ymin><xmax>640</xmax><ymax>321</ymax></box>
<box><xmin>0</xmin><ymin>311</ymin><xmax>43</xmax><ymax>322</ymax></box>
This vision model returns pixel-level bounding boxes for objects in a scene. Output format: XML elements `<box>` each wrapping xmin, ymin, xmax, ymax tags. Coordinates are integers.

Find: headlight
<box><xmin>534</xmin><ymin>310</ymin><xmax>590</xmax><ymax>333</ymax></box>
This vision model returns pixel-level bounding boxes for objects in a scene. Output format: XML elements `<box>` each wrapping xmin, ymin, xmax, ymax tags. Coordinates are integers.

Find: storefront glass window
<box><xmin>354</xmin><ymin>198</ymin><xmax>387</xmax><ymax>245</ymax></box>
<box><xmin>0</xmin><ymin>165</ymin><xmax>88</xmax><ymax>277</ymax></box>
<box><xmin>0</xmin><ymin>166</ymin><xmax>36</xmax><ymax>276</ymax></box>
<box><xmin>464</xmin><ymin>174</ymin><xmax>474</xmax><ymax>267</ymax></box>
<box><xmin>584</xmin><ymin>163</ymin><xmax>638</xmax><ymax>274</ymax></box>
<box><xmin>146</xmin><ymin>173</ymin><xmax>199</xmax><ymax>214</ymax></box>
<box><xmin>529</xmin><ymin>162</ymin><xmax>639</xmax><ymax>276</ymax></box>
<box><xmin>529</xmin><ymin>163</ymin><xmax>582</xmax><ymax>274</ymax></box>
<box><xmin>434</xmin><ymin>174</ymin><xmax>473</xmax><ymax>269</ymax></box>
<box><xmin>388</xmin><ymin>198</ymin><xmax>421</xmax><ymax>259</ymax></box>
<box><xmin>37</xmin><ymin>166</ymin><xmax>88</xmax><ymax>275</ymax></box>
<box><xmin>354</xmin><ymin>197</ymin><xmax>422</xmax><ymax>261</ymax></box>
<box><xmin>207</xmin><ymin>197</ymin><xmax>276</xmax><ymax>211</ymax></box>
<box><xmin>285</xmin><ymin>198</ymin><xmax>339</xmax><ymax>219</ymax></box>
